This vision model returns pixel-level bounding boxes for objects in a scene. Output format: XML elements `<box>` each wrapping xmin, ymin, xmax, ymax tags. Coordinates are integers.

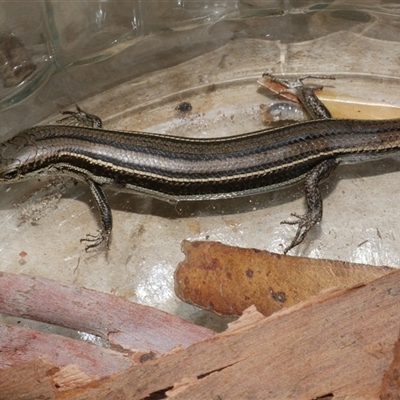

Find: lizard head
<box><xmin>0</xmin><ymin>131</ymin><xmax>37</xmax><ymax>183</ymax></box>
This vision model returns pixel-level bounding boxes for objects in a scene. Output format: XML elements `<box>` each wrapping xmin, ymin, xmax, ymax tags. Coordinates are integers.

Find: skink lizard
<box><xmin>0</xmin><ymin>76</ymin><xmax>398</xmax><ymax>253</ymax></box>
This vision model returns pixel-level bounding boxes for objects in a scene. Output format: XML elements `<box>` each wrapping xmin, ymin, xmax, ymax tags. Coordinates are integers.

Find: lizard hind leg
<box><xmin>281</xmin><ymin>158</ymin><xmax>339</xmax><ymax>254</ymax></box>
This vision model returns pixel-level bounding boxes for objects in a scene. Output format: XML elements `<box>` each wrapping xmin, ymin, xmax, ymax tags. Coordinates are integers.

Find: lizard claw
<box><xmin>80</xmin><ymin>229</ymin><xmax>110</xmax><ymax>251</ymax></box>
<box><xmin>281</xmin><ymin>213</ymin><xmax>315</xmax><ymax>254</ymax></box>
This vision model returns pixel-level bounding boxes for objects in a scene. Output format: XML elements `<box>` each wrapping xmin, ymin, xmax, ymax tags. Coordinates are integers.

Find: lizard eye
<box><xmin>1</xmin><ymin>169</ymin><xmax>19</xmax><ymax>180</ymax></box>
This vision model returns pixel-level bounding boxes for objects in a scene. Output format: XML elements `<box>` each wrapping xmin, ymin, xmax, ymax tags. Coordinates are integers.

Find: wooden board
<box><xmin>0</xmin><ymin>271</ymin><xmax>215</xmax><ymax>355</ymax></box>
<box><xmin>2</xmin><ymin>271</ymin><xmax>400</xmax><ymax>399</ymax></box>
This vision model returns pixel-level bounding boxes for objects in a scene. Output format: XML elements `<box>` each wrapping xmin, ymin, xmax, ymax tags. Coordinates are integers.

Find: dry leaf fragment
<box><xmin>174</xmin><ymin>240</ymin><xmax>394</xmax><ymax>316</ymax></box>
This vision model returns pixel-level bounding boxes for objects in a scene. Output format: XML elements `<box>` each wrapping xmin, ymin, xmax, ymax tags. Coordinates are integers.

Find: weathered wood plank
<box><xmin>2</xmin><ymin>271</ymin><xmax>400</xmax><ymax>399</ymax></box>
<box><xmin>0</xmin><ymin>271</ymin><xmax>215</xmax><ymax>353</ymax></box>
<box><xmin>0</xmin><ymin>324</ymin><xmax>134</xmax><ymax>379</ymax></box>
